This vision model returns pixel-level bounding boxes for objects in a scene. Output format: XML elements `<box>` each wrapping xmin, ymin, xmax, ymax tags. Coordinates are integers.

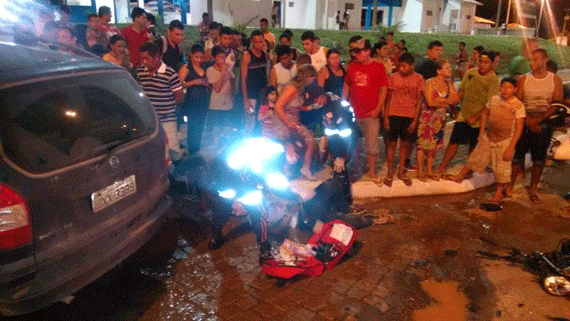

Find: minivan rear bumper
<box><xmin>0</xmin><ymin>193</ymin><xmax>171</xmax><ymax>316</ymax></box>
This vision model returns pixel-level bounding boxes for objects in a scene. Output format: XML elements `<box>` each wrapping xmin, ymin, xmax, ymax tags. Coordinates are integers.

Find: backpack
<box><xmin>261</xmin><ymin>220</ymin><xmax>357</xmax><ymax>279</ymax></box>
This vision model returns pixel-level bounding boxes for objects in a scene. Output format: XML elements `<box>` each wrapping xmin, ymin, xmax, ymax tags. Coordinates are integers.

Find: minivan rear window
<box><xmin>0</xmin><ymin>71</ymin><xmax>157</xmax><ymax>174</ymax></box>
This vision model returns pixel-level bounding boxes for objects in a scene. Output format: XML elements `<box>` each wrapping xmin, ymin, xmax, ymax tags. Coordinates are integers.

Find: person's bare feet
<box><xmin>489</xmin><ymin>194</ymin><xmax>502</xmax><ymax>204</ymax></box>
<box><xmin>528</xmin><ymin>192</ymin><xmax>542</xmax><ymax>204</ymax></box>
<box><xmin>426</xmin><ymin>172</ymin><xmax>440</xmax><ymax>181</ymax></box>
<box><xmin>442</xmin><ymin>173</ymin><xmax>463</xmax><ymax>183</ymax></box>
<box><xmin>503</xmin><ymin>185</ymin><xmax>513</xmax><ymax>198</ymax></box>
<box><xmin>434</xmin><ymin>167</ymin><xmax>444</xmax><ymax>174</ymax></box>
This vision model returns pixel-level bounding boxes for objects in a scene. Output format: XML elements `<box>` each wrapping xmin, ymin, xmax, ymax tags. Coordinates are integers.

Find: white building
<box><xmin>381</xmin><ymin>0</ymin><xmax>481</xmax><ymax>34</ymax></box>
<box><xmin>68</xmin><ymin>0</ymin><xmax>479</xmax><ymax>34</ymax></box>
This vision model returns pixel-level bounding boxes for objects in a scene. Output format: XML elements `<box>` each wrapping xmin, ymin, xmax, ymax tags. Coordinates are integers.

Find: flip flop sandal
<box><xmin>398</xmin><ymin>175</ymin><xmax>412</xmax><ymax>186</ymax></box>
<box><xmin>426</xmin><ymin>173</ymin><xmax>440</xmax><ymax>181</ymax></box>
<box><xmin>480</xmin><ymin>202</ymin><xmax>502</xmax><ymax>212</ymax></box>
<box><xmin>417</xmin><ymin>173</ymin><xmax>428</xmax><ymax>182</ymax></box>
<box><xmin>372</xmin><ymin>177</ymin><xmax>383</xmax><ymax>186</ymax></box>
<box><xmin>502</xmin><ymin>190</ymin><xmax>513</xmax><ymax>198</ymax></box>
<box><xmin>372</xmin><ymin>214</ymin><xmax>395</xmax><ymax>225</ymax></box>
<box><xmin>529</xmin><ymin>194</ymin><xmax>543</xmax><ymax>204</ymax></box>
<box><xmin>442</xmin><ymin>174</ymin><xmax>461</xmax><ymax>182</ymax></box>
<box><xmin>383</xmin><ymin>177</ymin><xmax>393</xmax><ymax>187</ymax></box>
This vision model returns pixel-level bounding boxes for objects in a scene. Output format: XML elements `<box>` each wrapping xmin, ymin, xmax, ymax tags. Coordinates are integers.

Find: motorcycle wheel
<box><xmin>542</xmin><ymin>275</ymin><xmax>570</xmax><ymax>296</ymax></box>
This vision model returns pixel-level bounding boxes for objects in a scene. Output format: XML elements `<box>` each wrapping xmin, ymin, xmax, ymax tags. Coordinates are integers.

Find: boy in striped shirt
<box><xmin>136</xmin><ymin>41</ymin><xmax>184</xmax><ymax>160</ymax></box>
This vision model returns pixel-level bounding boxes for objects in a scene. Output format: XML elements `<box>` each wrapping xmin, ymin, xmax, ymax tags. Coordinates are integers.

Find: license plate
<box><xmin>91</xmin><ymin>175</ymin><xmax>136</xmax><ymax>213</ymax></box>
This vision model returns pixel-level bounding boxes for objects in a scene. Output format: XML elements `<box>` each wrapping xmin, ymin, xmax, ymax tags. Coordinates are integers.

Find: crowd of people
<box><xmin>16</xmin><ymin>5</ymin><xmax>568</xmax><ymax>206</ymax></box>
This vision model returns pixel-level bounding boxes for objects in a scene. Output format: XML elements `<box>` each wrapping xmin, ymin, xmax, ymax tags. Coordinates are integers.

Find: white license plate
<box><xmin>91</xmin><ymin>175</ymin><xmax>136</xmax><ymax>213</ymax></box>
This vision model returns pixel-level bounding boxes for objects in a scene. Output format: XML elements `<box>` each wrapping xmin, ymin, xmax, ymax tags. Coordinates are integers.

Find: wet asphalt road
<box><xmin>2</xmin><ymin>163</ymin><xmax>570</xmax><ymax>321</ymax></box>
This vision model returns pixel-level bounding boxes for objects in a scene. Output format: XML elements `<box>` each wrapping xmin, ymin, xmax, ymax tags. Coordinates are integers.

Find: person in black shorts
<box><xmin>383</xmin><ymin>53</ymin><xmax>424</xmax><ymax>186</ymax></box>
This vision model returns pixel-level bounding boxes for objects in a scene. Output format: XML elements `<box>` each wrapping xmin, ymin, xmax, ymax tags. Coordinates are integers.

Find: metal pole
<box><xmin>495</xmin><ymin>0</ymin><xmax>503</xmax><ymax>31</ymax></box>
<box><xmin>505</xmin><ymin>0</ymin><xmax>512</xmax><ymax>32</ymax></box>
<box><xmin>372</xmin><ymin>0</ymin><xmax>378</xmax><ymax>27</ymax></box>
<box><xmin>536</xmin><ymin>0</ymin><xmax>545</xmax><ymax>37</ymax></box>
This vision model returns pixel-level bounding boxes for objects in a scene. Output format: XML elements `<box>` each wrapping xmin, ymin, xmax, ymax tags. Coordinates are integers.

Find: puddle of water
<box><xmin>412</xmin><ymin>278</ymin><xmax>468</xmax><ymax>321</ymax></box>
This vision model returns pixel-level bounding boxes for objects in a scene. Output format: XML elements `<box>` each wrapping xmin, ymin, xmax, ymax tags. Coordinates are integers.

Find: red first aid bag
<box><xmin>262</xmin><ymin>220</ymin><xmax>357</xmax><ymax>279</ymax></box>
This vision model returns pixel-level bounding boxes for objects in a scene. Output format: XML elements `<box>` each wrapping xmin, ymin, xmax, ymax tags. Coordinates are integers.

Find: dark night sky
<box><xmin>475</xmin><ymin>0</ymin><xmax>570</xmax><ymax>38</ymax></box>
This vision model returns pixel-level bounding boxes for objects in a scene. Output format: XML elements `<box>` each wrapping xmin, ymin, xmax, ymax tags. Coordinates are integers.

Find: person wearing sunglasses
<box><xmin>343</xmin><ymin>39</ymin><xmax>389</xmax><ymax>183</ymax></box>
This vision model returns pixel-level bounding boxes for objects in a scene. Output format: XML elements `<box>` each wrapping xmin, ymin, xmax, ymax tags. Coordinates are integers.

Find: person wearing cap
<box><xmin>437</xmin><ymin>50</ymin><xmax>500</xmax><ymax>175</ymax></box>
<box><xmin>343</xmin><ymin>39</ymin><xmax>389</xmax><ymax>182</ymax></box>
<box><xmin>348</xmin><ymin>35</ymin><xmax>364</xmax><ymax>64</ymax></box>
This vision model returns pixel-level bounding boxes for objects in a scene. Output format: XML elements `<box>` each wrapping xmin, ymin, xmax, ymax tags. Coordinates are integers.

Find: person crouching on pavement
<box><xmin>443</xmin><ymin>77</ymin><xmax>525</xmax><ymax>204</ymax></box>
<box><xmin>273</xmin><ymin>64</ymin><xmax>320</xmax><ymax>180</ymax></box>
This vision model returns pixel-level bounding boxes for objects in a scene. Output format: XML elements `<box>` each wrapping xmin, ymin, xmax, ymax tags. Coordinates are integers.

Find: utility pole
<box><xmin>504</xmin><ymin>0</ymin><xmax>512</xmax><ymax>33</ymax></box>
<box><xmin>372</xmin><ymin>0</ymin><xmax>378</xmax><ymax>27</ymax></box>
<box><xmin>536</xmin><ymin>0</ymin><xmax>545</xmax><ymax>37</ymax></box>
<box><xmin>495</xmin><ymin>0</ymin><xmax>503</xmax><ymax>31</ymax></box>
<box><xmin>207</xmin><ymin>0</ymin><xmax>213</xmax><ymax>20</ymax></box>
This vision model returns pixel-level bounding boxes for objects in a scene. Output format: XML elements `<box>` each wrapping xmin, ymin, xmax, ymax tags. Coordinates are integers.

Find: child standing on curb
<box><xmin>383</xmin><ymin>53</ymin><xmax>424</xmax><ymax>186</ymax></box>
<box><xmin>443</xmin><ymin>77</ymin><xmax>525</xmax><ymax>204</ymax></box>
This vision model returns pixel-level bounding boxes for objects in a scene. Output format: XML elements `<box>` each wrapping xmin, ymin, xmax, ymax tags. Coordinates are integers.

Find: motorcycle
<box><xmin>207</xmin><ymin>137</ymin><xmax>302</xmax><ymax>260</ymax></box>
<box><xmin>478</xmin><ymin>238</ymin><xmax>570</xmax><ymax>296</ymax></box>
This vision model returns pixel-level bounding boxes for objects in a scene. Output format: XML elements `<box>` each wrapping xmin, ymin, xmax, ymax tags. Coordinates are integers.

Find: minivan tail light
<box><xmin>0</xmin><ymin>184</ymin><xmax>32</xmax><ymax>251</ymax></box>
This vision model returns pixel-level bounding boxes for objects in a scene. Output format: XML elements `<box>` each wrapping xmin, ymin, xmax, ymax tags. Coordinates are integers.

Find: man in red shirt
<box><xmin>343</xmin><ymin>39</ymin><xmax>389</xmax><ymax>181</ymax></box>
<box><xmin>121</xmin><ymin>7</ymin><xmax>150</xmax><ymax>67</ymax></box>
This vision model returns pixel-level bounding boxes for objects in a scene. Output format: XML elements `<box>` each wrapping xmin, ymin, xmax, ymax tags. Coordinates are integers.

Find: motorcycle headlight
<box><xmin>339</xmin><ymin>128</ymin><xmax>352</xmax><ymax>138</ymax></box>
<box><xmin>218</xmin><ymin>189</ymin><xmax>236</xmax><ymax>199</ymax></box>
<box><xmin>227</xmin><ymin>138</ymin><xmax>284</xmax><ymax>173</ymax></box>
<box><xmin>238</xmin><ymin>190</ymin><xmax>263</xmax><ymax>205</ymax></box>
<box><xmin>324</xmin><ymin>128</ymin><xmax>339</xmax><ymax>136</ymax></box>
<box><xmin>265</xmin><ymin>172</ymin><xmax>289</xmax><ymax>190</ymax></box>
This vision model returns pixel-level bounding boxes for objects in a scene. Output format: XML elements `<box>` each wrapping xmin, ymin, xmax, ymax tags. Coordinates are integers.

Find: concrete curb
<box><xmin>351</xmin><ymin>172</ymin><xmax>495</xmax><ymax>199</ymax></box>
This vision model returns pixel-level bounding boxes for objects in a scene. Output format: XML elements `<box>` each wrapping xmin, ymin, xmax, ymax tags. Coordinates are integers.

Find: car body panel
<box><xmin>0</xmin><ymin>41</ymin><xmax>171</xmax><ymax>316</ymax></box>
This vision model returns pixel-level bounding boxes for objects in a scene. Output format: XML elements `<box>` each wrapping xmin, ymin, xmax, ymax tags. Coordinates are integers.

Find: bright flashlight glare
<box><xmin>341</xmin><ymin>100</ymin><xmax>350</xmax><ymax>107</ymax></box>
<box><xmin>139</xmin><ymin>92</ymin><xmax>144</xmax><ymax>97</ymax></box>
<box><xmin>324</xmin><ymin>128</ymin><xmax>338</xmax><ymax>136</ymax></box>
<box><xmin>218</xmin><ymin>189</ymin><xmax>236</xmax><ymax>199</ymax></box>
<box><xmin>227</xmin><ymin>138</ymin><xmax>284</xmax><ymax>172</ymax></box>
<box><xmin>265</xmin><ymin>172</ymin><xmax>289</xmax><ymax>190</ymax></box>
<box><xmin>238</xmin><ymin>190</ymin><xmax>262</xmax><ymax>205</ymax></box>
<box><xmin>64</xmin><ymin>110</ymin><xmax>77</xmax><ymax>118</ymax></box>
<box><xmin>339</xmin><ymin>128</ymin><xmax>352</xmax><ymax>138</ymax></box>
<box><xmin>183</xmin><ymin>116</ymin><xmax>188</xmax><ymax>123</ymax></box>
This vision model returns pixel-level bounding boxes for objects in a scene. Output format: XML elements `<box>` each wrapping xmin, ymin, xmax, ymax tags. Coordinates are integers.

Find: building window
<box><xmin>289</xmin><ymin>2</ymin><xmax>294</xmax><ymax>7</ymax></box>
<box><xmin>426</xmin><ymin>10</ymin><xmax>433</xmax><ymax>16</ymax></box>
<box><xmin>451</xmin><ymin>10</ymin><xmax>458</xmax><ymax>19</ymax></box>
<box><xmin>466</xmin><ymin>15</ymin><xmax>471</xmax><ymax>19</ymax></box>
<box><xmin>345</xmin><ymin>3</ymin><xmax>354</xmax><ymax>10</ymax></box>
